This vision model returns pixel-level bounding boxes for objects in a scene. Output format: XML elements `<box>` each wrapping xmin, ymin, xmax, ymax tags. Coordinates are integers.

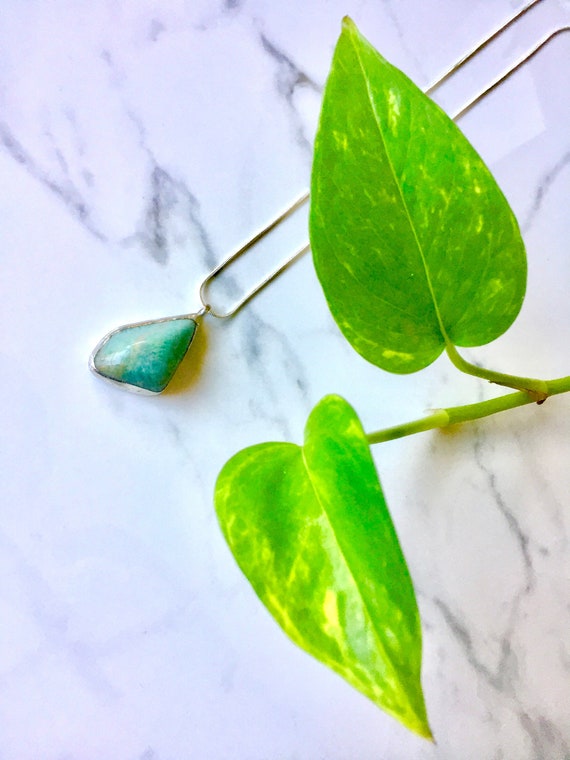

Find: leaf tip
<box><xmin>422</xmin><ymin>723</ymin><xmax>435</xmax><ymax>743</ymax></box>
<box><xmin>425</xmin><ymin>728</ymin><xmax>436</xmax><ymax>744</ymax></box>
<box><xmin>404</xmin><ymin>703</ymin><xmax>433</xmax><ymax>742</ymax></box>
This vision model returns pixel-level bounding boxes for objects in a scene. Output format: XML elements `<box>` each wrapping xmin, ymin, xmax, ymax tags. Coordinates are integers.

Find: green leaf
<box><xmin>215</xmin><ymin>395</ymin><xmax>431</xmax><ymax>739</ymax></box>
<box><xmin>310</xmin><ymin>17</ymin><xmax>527</xmax><ymax>374</ymax></box>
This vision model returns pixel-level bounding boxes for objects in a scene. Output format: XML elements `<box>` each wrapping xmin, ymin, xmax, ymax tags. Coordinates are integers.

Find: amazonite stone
<box><xmin>91</xmin><ymin>317</ymin><xmax>197</xmax><ymax>393</ymax></box>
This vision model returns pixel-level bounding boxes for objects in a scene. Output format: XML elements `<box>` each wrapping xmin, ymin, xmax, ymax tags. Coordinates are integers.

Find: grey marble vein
<box><xmin>144</xmin><ymin>166</ymin><xmax>175</xmax><ymax>265</ymax></box>
<box><xmin>473</xmin><ymin>431</ymin><xmax>535</xmax><ymax>593</ymax></box>
<box><xmin>0</xmin><ymin>121</ymin><xmax>106</xmax><ymax>241</ymax></box>
<box><xmin>140</xmin><ymin>164</ymin><xmax>216</xmax><ymax>268</ymax></box>
<box><xmin>519</xmin><ymin>711</ymin><xmax>570</xmax><ymax>760</ymax></box>
<box><xmin>139</xmin><ymin>749</ymin><xmax>160</xmax><ymax>760</ymax></box>
<box><xmin>512</xmin><ymin>427</ymin><xmax>569</xmax><ymax>554</ymax></box>
<box><xmin>123</xmin><ymin>110</ymin><xmax>220</xmax><ymax>271</ymax></box>
<box><xmin>258</xmin><ymin>32</ymin><xmax>321</xmax><ymax>153</ymax></box>
<box><xmin>240</xmin><ymin>311</ymin><xmax>310</xmax><ymax>439</ymax></box>
<box><xmin>434</xmin><ymin>596</ymin><xmax>519</xmax><ymax>694</ymax></box>
<box><xmin>522</xmin><ymin>149</ymin><xmax>570</xmax><ymax>233</ymax></box>
<box><xmin>148</xmin><ymin>19</ymin><xmax>166</xmax><ymax>43</ymax></box>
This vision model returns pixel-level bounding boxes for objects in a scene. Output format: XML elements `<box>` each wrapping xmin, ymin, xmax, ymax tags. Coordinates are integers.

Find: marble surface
<box><xmin>2</xmin><ymin>0</ymin><xmax>570</xmax><ymax>757</ymax></box>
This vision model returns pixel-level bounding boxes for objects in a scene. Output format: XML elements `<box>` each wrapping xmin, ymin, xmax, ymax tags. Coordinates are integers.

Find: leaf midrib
<box><xmin>314</xmin><ymin>197</ymin><xmax>430</xmax><ymax>326</ymax></box>
<box><xmin>300</xmin><ymin>440</ymin><xmax>402</xmax><ymax>688</ymax></box>
<box><xmin>349</xmin><ymin>28</ymin><xmax>450</xmax><ymax>345</ymax></box>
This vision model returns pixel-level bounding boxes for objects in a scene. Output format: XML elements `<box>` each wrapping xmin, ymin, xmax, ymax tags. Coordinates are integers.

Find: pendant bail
<box><xmin>199</xmin><ymin>191</ymin><xmax>310</xmax><ymax>320</ymax></box>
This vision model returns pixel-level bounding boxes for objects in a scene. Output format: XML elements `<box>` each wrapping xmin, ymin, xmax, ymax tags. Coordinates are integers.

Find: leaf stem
<box><xmin>366</xmin><ymin>374</ymin><xmax>570</xmax><ymax>445</ymax></box>
<box><xmin>444</xmin><ymin>341</ymin><xmax>549</xmax><ymax>401</ymax></box>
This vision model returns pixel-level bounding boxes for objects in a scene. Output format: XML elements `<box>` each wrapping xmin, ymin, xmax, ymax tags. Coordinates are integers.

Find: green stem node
<box><xmin>366</xmin><ymin>374</ymin><xmax>570</xmax><ymax>445</ymax></box>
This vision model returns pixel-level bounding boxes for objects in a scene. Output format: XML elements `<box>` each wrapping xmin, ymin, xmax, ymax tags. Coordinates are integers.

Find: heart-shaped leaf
<box><xmin>310</xmin><ymin>17</ymin><xmax>527</xmax><ymax>374</ymax></box>
<box><xmin>215</xmin><ymin>395</ymin><xmax>431</xmax><ymax>738</ymax></box>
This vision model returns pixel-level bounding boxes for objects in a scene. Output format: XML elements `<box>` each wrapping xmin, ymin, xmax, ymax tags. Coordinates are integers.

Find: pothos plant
<box><xmin>214</xmin><ymin>18</ymin><xmax>570</xmax><ymax>739</ymax></box>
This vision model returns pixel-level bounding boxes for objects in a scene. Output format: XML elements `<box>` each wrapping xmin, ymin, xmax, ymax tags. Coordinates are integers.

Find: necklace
<box><xmin>89</xmin><ymin>0</ymin><xmax>553</xmax><ymax>395</ymax></box>
<box><xmin>89</xmin><ymin>192</ymin><xmax>309</xmax><ymax>394</ymax></box>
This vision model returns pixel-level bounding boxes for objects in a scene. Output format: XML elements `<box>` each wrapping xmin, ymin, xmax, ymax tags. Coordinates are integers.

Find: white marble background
<box><xmin>2</xmin><ymin>1</ymin><xmax>570</xmax><ymax>757</ymax></box>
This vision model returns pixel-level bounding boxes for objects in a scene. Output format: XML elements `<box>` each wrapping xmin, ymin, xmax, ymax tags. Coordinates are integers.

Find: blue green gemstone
<box><xmin>92</xmin><ymin>317</ymin><xmax>197</xmax><ymax>393</ymax></box>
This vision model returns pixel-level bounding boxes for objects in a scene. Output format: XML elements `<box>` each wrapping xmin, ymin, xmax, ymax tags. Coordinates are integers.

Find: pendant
<box><xmin>90</xmin><ymin>191</ymin><xmax>311</xmax><ymax>395</ymax></box>
<box><xmin>89</xmin><ymin>314</ymin><xmax>200</xmax><ymax>395</ymax></box>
